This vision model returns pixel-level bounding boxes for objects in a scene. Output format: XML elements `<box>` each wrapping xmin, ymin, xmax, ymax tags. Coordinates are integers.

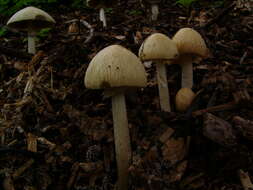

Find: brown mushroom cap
<box><xmin>85</xmin><ymin>45</ymin><xmax>147</xmax><ymax>89</ymax></box>
<box><xmin>175</xmin><ymin>88</ymin><xmax>195</xmax><ymax>112</ymax></box>
<box><xmin>139</xmin><ymin>33</ymin><xmax>178</xmax><ymax>62</ymax></box>
<box><xmin>172</xmin><ymin>28</ymin><xmax>208</xmax><ymax>58</ymax></box>
<box><xmin>7</xmin><ymin>6</ymin><xmax>55</xmax><ymax>31</ymax></box>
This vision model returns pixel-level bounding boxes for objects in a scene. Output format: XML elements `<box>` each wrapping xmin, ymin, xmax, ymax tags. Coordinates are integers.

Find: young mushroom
<box><xmin>172</xmin><ymin>28</ymin><xmax>208</xmax><ymax>88</ymax></box>
<box><xmin>87</xmin><ymin>0</ymin><xmax>116</xmax><ymax>28</ymax></box>
<box><xmin>139</xmin><ymin>33</ymin><xmax>178</xmax><ymax>112</ymax></box>
<box><xmin>141</xmin><ymin>0</ymin><xmax>161</xmax><ymax>21</ymax></box>
<box><xmin>175</xmin><ymin>88</ymin><xmax>195</xmax><ymax>112</ymax></box>
<box><xmin>84</xmin><ymin>45</ymin><xmax>147</xmax><ymax>190</ymax></box>
<box><xmin>7</xmin><ymin>6</ymin><xmax>55</xmax><ymax>54</ymax></box>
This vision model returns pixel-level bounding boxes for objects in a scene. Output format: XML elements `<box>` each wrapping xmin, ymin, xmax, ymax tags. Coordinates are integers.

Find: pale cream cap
<box><xmin>175</xmin><ymin>88</ymin><xmax>195</xmax><ymax>112</ymax></box>
<box><xmin>7</xmin><ymin>6</ymin><xmax>55</xmax><ymax>31</ymax></box>
<box><xmin>139</xmin><ymin>33</ymin><xmax>178</xmax><ymax>62</ymax></box>
<box><xmin>172</xmin><ymin>28</ymin><xmax>208</xmax><ymax>58</ymax></box>
<box><xmin>85</xmin><ymin>45</ymin><xmax>147</xmax><ymax>89</ymax></box>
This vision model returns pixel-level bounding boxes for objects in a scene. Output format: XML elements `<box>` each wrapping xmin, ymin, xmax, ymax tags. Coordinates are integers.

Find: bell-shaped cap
<box><xmin>139</xmin><ymin>33</ymin><xmax>178</xmax><ymax>62</ymax></box>
<box><xmin>85</xmin><ymin>45</ymin><xmax>147</xmax><ymax>89</ymax></box>
<box><xmin>173</xmin><ymin>28</ymin><xmax>208</xmax><ymax>58</ymax></box>
<box><xmin>175</xmin><ymin>88</ymin><xmax>195</xmax><ymax>112</ymax></box>
<box><xmin>7</xmin><ymin>6</ymin><xmax>55</xmax><ymax>31</ymax></box>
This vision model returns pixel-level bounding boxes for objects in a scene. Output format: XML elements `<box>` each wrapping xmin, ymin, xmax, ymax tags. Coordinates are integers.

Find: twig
<box><xmin>79</xmin><ymin>19</ymin><xmax>94</xmax><ymax>44</ymax></box>
<box><xmin>200</xmin><ymin>2</ymin><xmax>236</xmax><ymax>29</ymax></box>
<box><xmin>240</xmin><ymin>51</ymin><xmax>248</xmax><ymax>64</ymax></box>
<box><xmin>192</xmin><ymin>101</ymin><xmax>237</xmax><ymax>117</ymax></box>
<box><xmin>238</xmin><ymin>169</ymin><xmax>253</xmax><ymax>190</ymax></box>
<box><xmin>12</xmin><ymin>159</ymin><xmax>34</xmax><ymax>179</ymax></box>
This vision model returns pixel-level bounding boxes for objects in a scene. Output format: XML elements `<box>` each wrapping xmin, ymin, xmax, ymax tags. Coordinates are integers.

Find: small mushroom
<box><xmin>7</xmin><ymin>6</ymin><xmax>55</xmax><ymax>54</ymax></box>
<box><xmin>87</xmin><ymin>0</ymin><xmax>116</xmax><ymax>28</ymax></box>
<box><xmin>172</xmin><ymin>28</ymin><xmax>208</xmax><ymax>88</ymax></box>
<box><xmin>141</xmin><ymin>0</ymin><xmax>161</xmax><ymax>21</ymax></box>
<box><xmin>175</xmin><ymin>88</ymin><xmax>195</xmax><ymax>112</ymax></box>
<box><xmin>84</xmin><ymin>45</ymin><xmax>147</xmax><ymax>190</ymax></box>
<box><xmin>139</xmin><ymin>33</ymin><xmax>178</xmax><ymax>112</ymax></box>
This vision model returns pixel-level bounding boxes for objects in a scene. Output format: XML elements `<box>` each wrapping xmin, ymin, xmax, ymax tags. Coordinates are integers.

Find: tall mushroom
<box><xmin>172</xmin><ymin>28</ymin><xmax>208</xmax><ymax>88</ymax></box>
<box><xmin>139</xmin><ymin>33</ymin><xmax>178</xmax><ymax>112</ymax></box>
<box><xmin>84</xmin><ymin>45</ymin><xmax>147</xmax><ymax>190</ymax></box>
<box><xmin>7</xmin><ymin>6</ymin><xmax>55</xmax><ymax>54</ymax></box>
<box><xmin>87</xmin><ymin>0</ymin><xmax>116</xmax><ymax>28</ymax></box>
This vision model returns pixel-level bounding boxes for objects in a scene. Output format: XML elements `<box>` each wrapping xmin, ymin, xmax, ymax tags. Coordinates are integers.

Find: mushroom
<box><xmin>175</xmin><ymin>88</ymin><xmax>195</xmax><ymax>112</ymax></box>
<box><xmin>87</xmin><ymin>0</ymin><xmax>116</xmax><ymax>28</ymax></box>
<box><xmin>84</xmin><ymin>45</ymin><xmax>147</xmax><ymax>190</ymax></box>
<box><xmin>7</xmin><ymin>6</ymin><xmax>55</xmax><ymax>54</ymax></box>
<box><xmin>141</xmin><ymin>0</ymin><xmax>161</xmax><ymax>21</ymax></box>
<box><xmin>172</xmin><ymin>28</ymin><xmax>208</xmax><ymax>88</ymax></box>
<box><xmin>139</xmin><ymin>33</ymin><xmax>178</xmax><ymax>112</ymax></box>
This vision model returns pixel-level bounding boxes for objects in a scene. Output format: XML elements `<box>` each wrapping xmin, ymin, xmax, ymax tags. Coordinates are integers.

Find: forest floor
<box><xmin>0</xmin><ymin>0</ymin><xmax>253</xmax><ymax>189</ymax></box>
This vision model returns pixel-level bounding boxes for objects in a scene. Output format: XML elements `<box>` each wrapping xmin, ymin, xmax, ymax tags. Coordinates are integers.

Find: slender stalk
<box><xmin>112</xmin><ymin>93</ymin><xmax>131</xmax><ymax>190</ymax></box>
<box><xmin>99</xmin><ymin>8</ymin><xmax>107</xmax><ymax>28</ymax></box>
<box><xmin>151</xmin><ymin>4</ymin><xmax>159</xmax><ymax>21</ymax></box>
<box><xmin>180</xmin><ymin>55</ymin><xmax>193</xmax><ymax>88</ymax></box>
<box><xmin>28</xmin><ymin>30</ymin><xmax>36</xmax><ymax>54</ymax></box>
<box><xmin>156</xmin><ymin>62</ymin><xmax>171</xmax><ymax>112</ymax></box>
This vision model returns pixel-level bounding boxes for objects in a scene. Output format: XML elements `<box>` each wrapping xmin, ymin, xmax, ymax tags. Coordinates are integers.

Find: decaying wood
<box><xmin>203</xmin><ymin>113</ymin><xmax>237</xmax><ymax>147</ymax></box>
<box><xmin>192</xmin><ymin>102</ymin><xmax>237</xmax><ymax>117</ymax></box>
<box><xmin>233</xmin><ymin>116</ymin><xmax>253</xmax><ymax>140</ymax></box>
<box><xmin>238</xmin><ymin>169</ymin><xmax>253</xmax><ymax>190</ymax></box>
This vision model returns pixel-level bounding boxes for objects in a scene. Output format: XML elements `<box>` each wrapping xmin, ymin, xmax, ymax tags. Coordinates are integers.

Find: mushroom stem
<box><xmin>112</xmin><ymin>93</ymin><xmax>131</xmax><ymax>190</ymax></box>
<box><xmin>151</xmin><ymin>4</ymin><xmax>159</xmax><ymax>21</ymax></box>
<box><xmin>179</xmin><ymin>55</ymin><xmax>194</xmax><ymax>88</ymax></box>
<box><xmin>99</xmin><ymin>8</ymin><xmax>107</xmax><ymax>28</ymax></box>
<box><xmin>156</xmin><ymin>62</ymin><xmax>171</xmax><ymax>112</ymax></box>
<box><xmin>28</xmin><ymin>30</ymin><xmax>36</xmax><ymax>54</ymax></box>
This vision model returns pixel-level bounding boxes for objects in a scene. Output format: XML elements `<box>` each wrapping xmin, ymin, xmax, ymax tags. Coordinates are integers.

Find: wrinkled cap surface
<box><xmin>172</xmin><ymin>28</ymin><xmax>208</xmax><ymax>58</ymax></box>
<box><xmin>7</xmin><ymin>6</ymin><xmax>55</xmax><ymax>31</ymax></box>
<box><xmin>85</xmin><ymin>45</ymin><xmax>147</xmax><ymax>89</ymax></box>
<box><xmin>139</xmin><ymin>33</ymin><xmax>178</xmax><ymax>62</ymax></box>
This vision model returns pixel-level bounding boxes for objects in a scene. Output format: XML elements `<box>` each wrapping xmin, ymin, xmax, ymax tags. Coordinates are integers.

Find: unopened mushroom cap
<box><xmin>139</xmin><ymin>33</ymin><xmax>178</xmax><ymax>62</ymax></box>
<box><xmin>175</xmin><ymin>88</ymin><xmax>195</xmax><ymax>112</ymax></box>
<box><xmin>85</xmin><ymin>45</ymin><xmax>147</xmax><ymax>89</ymax></box>
<box><xmin>173</xmin><ymin>28</ymin><xmax>208</xmax><ymax>58</ymax></box>
<box><xmin>7</xmin><ymin>6</ymin><xmax>55</xmax><ymax>31</ymax></box>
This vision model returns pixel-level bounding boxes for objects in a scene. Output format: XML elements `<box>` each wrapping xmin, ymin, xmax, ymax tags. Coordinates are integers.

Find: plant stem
<box><xmin>99</xmin><ymin>8</ymin><xmax>107</xmax><ymax>28</ymax></box>
<box><xmin>156</xmin><ymin>62</ymin><xmax>171</xmax><ymax>112</ymax></box>
<box><xmin>28</xmin><ymin>30</ymin><xmax>36</xmax><ymax>54</ymax></box>
<box><xmin>112</xmin><ymin>93</ymin><xmax>131</xmax><ymax>190</ymax></box>
<box><xmin>151</xmin><ymin>4</ymin><xmax>159</xmax><ymax>21</ymax></box>
<box><xmin>180</xmin><ymin>56</ymin><xmax>193</xmax><ymax>88</ymax></box>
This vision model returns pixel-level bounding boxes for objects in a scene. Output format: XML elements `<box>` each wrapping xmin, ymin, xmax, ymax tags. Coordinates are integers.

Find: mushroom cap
<box><xmin>7</xmin><ymin>6</ymin><xmax>55</xmax><ymax>31</ymax></box>
<box><xmin>172</xmin><ymin>28</ymin><xmax>208</xmax><ymax>58</ymax></box>
<box><xmin>85</xmin><ymin>45</ymin><xmax>147</xmax><ymax>89</ymax></box>
<box><xmin>175</xmin><ymin>88</ymin><xmax>195</xmax><ymax>112</ymax></box>
<box><xmin>138</xmin><ymin>33</ymin><xmax>179</xmax><ymax>62</ymax></box>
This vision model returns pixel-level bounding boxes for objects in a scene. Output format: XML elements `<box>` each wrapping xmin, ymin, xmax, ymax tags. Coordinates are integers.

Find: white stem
<box><xmin>28</xmin><ymin>30</ymin><xmax>36</xmax><ymax>54</ymax></box>
<box><xmin>156</xmin><ymin>62</ymin><xmax>171</xmax><ymax>112</ymax></box>
<box><xmin>151</xmin><ymin>4</ymin><xmax>159</xmax><ymax>21</ymax></box>
<box><xmin>112</xmin><ymin>93</ymin><xmax>131</xmax><ymax>190</ymax></box>
<box><xmin>99</xmin><ymin>8</ymin><xmax>107</xmax><ymax>28</ymax></box>
<box><xmin>181</xmin><ymin>61</ymin><xmax>193</xmax><ymax>88</ymax></box>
